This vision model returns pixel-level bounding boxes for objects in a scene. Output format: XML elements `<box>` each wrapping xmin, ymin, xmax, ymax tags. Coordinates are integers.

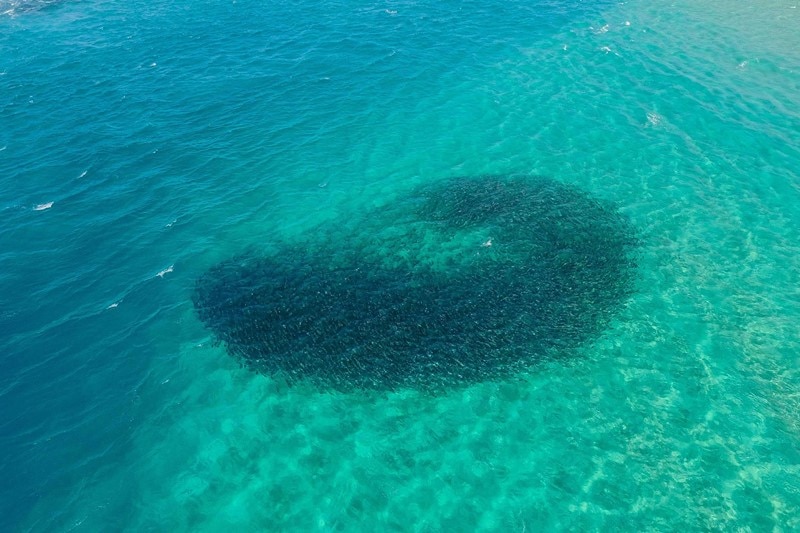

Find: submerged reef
<box><xmin>193</xmin><ymin>175</ymin><xmax>637</xmax><ymax>391</ymax></box>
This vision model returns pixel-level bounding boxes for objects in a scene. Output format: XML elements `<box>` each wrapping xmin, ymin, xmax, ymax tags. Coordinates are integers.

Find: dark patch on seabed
<box><xmin>193</xmin><ymin>175</ymin><xmax>638</xmax><ymax>391</ymax></box>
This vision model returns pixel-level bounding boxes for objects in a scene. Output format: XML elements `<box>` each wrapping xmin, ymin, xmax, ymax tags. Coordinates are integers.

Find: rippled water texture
<box><xmin>1</xmin><ymin>0</ymin><xmax>799</xmax><ymax>530</ymax></box>
<box><xmin>0</xmin><ymin>0</ymin><xmax>60</xmax><ymax>16</ymax></box>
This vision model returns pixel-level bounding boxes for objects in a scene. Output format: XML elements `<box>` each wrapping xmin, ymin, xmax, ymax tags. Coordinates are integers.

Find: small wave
<box><xmin>646</xmin><ymin>111</ymin><xmax>663</xmax><ymax>127</ymax></box>
<box><xmin>156</xmin><ymin>265</ymin><xmax>174</xmax><ymax>278</ymax></box>
<box><xmin>0</xmin><ymin>0</ymin><xmax>64</xmax><ymax>16</ymax></box>
<box><xmin>33</xmin><ymin>201</ymin><xmax>53</xmax><ymax>211</ymax></box>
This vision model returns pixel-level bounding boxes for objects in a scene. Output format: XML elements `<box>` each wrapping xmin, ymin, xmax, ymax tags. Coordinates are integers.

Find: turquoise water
<box><xmin>1</xmin><ymin>0</ymin><xmax>799</xmax><ymax>529</ymax></box>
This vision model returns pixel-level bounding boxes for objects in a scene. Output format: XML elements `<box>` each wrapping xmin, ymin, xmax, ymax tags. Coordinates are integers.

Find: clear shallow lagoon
<box><xmin>1</xmin><ymin>0</ymin><xmax>799</xmax><ymax>530</ymax></box>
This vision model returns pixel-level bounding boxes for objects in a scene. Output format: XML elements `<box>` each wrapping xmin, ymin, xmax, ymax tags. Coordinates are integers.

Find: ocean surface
<box><xmin>2</xmin><ymin>0</ymin><xmax>799</xmax><ymax>530</ymax></box>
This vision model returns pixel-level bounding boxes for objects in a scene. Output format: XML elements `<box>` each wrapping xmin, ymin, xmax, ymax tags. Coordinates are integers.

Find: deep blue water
<box><xmin>2</xmin><ymin>0</ymin><xmax>800</xmax><ymax>529</ymax></box>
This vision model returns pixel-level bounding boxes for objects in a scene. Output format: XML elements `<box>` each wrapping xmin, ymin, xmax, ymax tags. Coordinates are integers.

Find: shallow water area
<box><xmin>1</xmin><ymin>0</ymin><xmax>800</xmax><ymax>530</ymax></box>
